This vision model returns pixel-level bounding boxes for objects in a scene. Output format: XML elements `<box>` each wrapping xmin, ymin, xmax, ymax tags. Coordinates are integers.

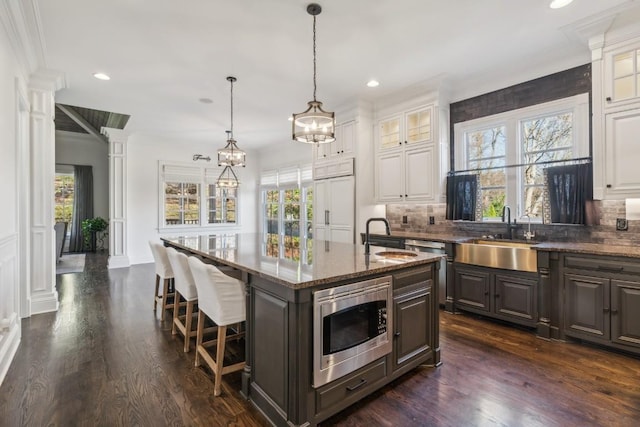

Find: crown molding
<box><xmin>0</xmin><ymin>0</ymin><xmax>47</xmax><ymax>76</ymax></box>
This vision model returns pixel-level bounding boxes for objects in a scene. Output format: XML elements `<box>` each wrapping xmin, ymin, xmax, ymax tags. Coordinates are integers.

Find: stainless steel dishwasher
<box><xmin>405</xmin><ymin>239</ymin><xmax>446</xmax><ymax>306</ymax></box>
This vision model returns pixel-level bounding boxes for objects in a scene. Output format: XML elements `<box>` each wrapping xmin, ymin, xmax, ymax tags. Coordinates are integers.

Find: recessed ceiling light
<box><xmin>549</xmin><ymin>0</ymin><xmax>573</xmax><ymax>9</ymax></box>
<box><xmin>93</xmin><ymin>72</ymin><xmax>110</xmax><ymax>81</ymax></box>
<box><xmin>367</xmin><ymin>80</ymin><xmax>380</xmax><ymax>88</ymax></box>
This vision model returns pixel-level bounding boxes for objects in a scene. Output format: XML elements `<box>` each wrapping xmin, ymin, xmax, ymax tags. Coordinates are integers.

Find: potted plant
<box><xmin>82</xmin><ymin>217</ymin><xmax>109</xmax><ymax>251</ymax></box>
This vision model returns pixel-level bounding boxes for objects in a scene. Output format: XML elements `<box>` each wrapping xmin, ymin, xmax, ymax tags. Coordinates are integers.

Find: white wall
<box><xmin>257</xmin><ymin>140</ymin><xmax>313</xmax><ymax>171</ymax></box>
<box><xmin>55</xmin><ymin>131</ymin><xmax>109</xmax><ymax>222</ymax></box>
<box><xmin>0</xmin><ymin>7</ymin><xmax>23</xmax><ymax>385</ymax></box>
<box><xmin>127</xmin><ymin>134</ymin><xmax>259</xmax><ymax>265</ymax></box>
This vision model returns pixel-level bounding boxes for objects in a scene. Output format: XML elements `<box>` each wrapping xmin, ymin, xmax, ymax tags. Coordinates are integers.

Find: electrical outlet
<box><xmin>402</xmin><ymin>215</ymin><xmax>408</xmax><ymax>224</ymax></box>
<box><xmin>429</xmin><ymin>216</ymin><xmax>435</xmax><ymax>225</ymax></box>
<box><xmin>616</xmin><ymin>218</ymin><xmax>628</xmax><ymax>231</ymax></box>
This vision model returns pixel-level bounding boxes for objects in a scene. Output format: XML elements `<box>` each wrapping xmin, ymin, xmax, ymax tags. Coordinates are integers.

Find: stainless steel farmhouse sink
<box><xmin>455</xmin><ymin>239</ymin><xmax>537</xmax><ymax>272</ymax></box>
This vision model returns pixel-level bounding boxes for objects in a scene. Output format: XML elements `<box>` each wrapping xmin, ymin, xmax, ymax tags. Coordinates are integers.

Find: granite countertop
<box><xmin>161</xmin><ymin>233</ymin><xmax>443</xmax><ymax>289</ymax></box>
<box><xmin>532</xmin><ymin>242</ymin><xmax>640</xmax><ymax>259</ymax></box>
<box><xmin>373</xmin><ymin>231</ymin><xmax>640</xmax><ymax>260</ymax></box>
<box><xmin>365</xmin><ymin>231</ymin><xmax>471</xmax><ymax>244</ymax></box>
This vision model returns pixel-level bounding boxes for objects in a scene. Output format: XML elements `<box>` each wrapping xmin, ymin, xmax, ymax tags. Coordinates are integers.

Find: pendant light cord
<box><xmin>229</xmin><ymin>78</ymin><xmax>234</xmax><ymax>138</ymax></box>
<box><xmin>312</xmin><ymin>14</ymin><xmax>317</xmax><ymax>102</ymax></box>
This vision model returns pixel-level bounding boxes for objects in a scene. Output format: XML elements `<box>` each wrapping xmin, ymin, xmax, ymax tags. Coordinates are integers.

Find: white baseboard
<box><xmin>30</xmin><ymin>291</ymin><xmax>59</xmax><ymax>315</ymax></box>
<box><xmin>0</xmin><ymin>316</ymin><xmax>21</xmax><ymax>386</ymax></box>
<box><xmin>108</xmin><ymin>255</ymin><xmax>130</xmax><ymax>269</ymax></box>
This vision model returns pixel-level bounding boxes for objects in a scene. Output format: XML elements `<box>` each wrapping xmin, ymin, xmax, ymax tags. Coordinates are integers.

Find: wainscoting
<box><xmin>0</xmin><ymin>233</ymin><xmax>20</xmax><ymax>385</ymax></box>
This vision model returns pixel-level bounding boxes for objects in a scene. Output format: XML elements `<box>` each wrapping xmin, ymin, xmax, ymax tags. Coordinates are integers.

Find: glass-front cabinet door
<box><xmin>606</xmin><ymin>43</ymin><xmax>640</xmax><ymax>107</ymax></box>
<box><xmin>379</xmin><ymin>116</ymin><xmax>402</xmax><ymax>150</ymax></box>
<box><xmin>405</xmin><ymin>105</ymin><xmax>433</xmax><ymax>145</ymax></box>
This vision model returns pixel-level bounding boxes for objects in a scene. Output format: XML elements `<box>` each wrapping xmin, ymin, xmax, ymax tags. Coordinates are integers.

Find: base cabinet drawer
<box><xmin>316</xmin><ymin>358</ymin><xmax>387</xmax><ymax>415</ymax></box>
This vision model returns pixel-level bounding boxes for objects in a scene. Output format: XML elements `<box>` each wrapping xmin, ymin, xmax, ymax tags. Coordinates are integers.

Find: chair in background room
<box><xmin>166</xmin><ymin>247</ymin><xmax>199</xmax><ymax>352</ymax></box>
<box><xmin>148</xmin><ymin>241</ymin><xmax>175</xmax><ymax>321</ymax></box>
<box><xmin>188</xmin><ymin>256</ymin><xmax>246</xmax><ymax>396</ymax></box>
<box><xmin>54</xmin><ymin>222</ymin><xmax>67</xmax><ymax>263</ymax></box>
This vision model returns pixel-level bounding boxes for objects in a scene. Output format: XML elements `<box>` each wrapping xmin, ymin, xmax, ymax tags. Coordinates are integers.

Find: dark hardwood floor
<box><xmin>1</xmin><ymin>252</ymin><xmax>639</xmax><ymax>426</ymax></box>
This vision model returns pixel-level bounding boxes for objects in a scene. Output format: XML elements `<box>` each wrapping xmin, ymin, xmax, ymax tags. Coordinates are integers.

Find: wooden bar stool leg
<box><xmin>184</xmin><ymin>300</ymin><xmax>194</xmax><ymax>352</ymax></box>
<box><xmin>195</xmin><ymin>311</ymin><xmax>205</xmax><ymax>367</ymax></box>
<box><xmin>172</xmin><ymin>292</ymin><xmax>181</xmax><ymax>335</ymax></box>
<box><xmin>154</xmin><ymin>274</ymin><xmax>160</xmax><ymax>311</ymax></box>
<box><xmin>161</xmin><ymin>278</ymin><xmax>170</xmax><ymax>321</ymax></box>
<box><xmin>214</xmin><ymin>325</ymin><xmax>227</xmax><ymax>397</ymax></box>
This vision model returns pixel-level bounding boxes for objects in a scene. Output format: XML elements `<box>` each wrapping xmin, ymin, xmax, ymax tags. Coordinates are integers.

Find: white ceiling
<box><xmin>36</xmin><ymin>0</ymin><xmax>638</xmax><ymax>151</ymax></box>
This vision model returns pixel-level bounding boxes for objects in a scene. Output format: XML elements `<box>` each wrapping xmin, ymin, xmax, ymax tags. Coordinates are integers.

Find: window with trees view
<box><xmin>261</xmin><ymin>165</ymin><xmax>313</xmax><ymax>262</ymax></box>
<box><xmin>455</xmin><ymin>94</ymin><xmax>589</xmax><ymax>221</ymax></box>
<box><xmin>160</xmin><ymin>163</ymin><xmax>238</xmax><ymax>228</ymax></box>
<box><xmin>54</xmin><ymin>173</ymin><xmax>74</xmax><ymax>223</ymax></box>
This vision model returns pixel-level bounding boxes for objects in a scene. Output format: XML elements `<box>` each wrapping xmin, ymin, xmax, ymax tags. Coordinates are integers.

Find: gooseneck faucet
<box><xmin>501</xmin><ymin>205</ymin><xmax>517</xmax><ymax>240</ymax></box>
<box><xmin>364</xmin><ymin>217</ymin><xmax>391</xmax><ymax>255</ymax></box>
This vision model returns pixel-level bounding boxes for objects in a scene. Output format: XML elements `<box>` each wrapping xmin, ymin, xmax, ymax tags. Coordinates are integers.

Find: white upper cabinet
<box><xmin>593</xmin><ymin>32</ymin><xmax>640</xmax><ymax>199</ymax></box>
<box><xmin>604</xmin><ymin>41</ymin><xmax>640</xmax><ymax>109</ymax></box>
<box><xmin>375</xmin><ymin>103</ymin><xmax>442</xmax><ymax>203</ymax></box>
<box><xmin>313</xmin><ymin>120</ymin><xmax>356</xmax><ymax>162</ymax></box>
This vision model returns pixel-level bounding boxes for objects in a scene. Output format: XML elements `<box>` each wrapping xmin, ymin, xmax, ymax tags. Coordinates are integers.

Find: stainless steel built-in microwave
<box><xmin>312</xmin><ymin>276</ymin><xmax>393</xmax><ymax>388</ymax></box>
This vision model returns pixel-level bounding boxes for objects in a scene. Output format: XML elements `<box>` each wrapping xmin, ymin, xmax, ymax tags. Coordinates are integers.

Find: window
<box><xmin>455</xmin><ymin>94</ymin><xmax>589</xmax><ymax>221</ymax></box>
<box><xmin>160</xmin><ymin>163</ymin><xmax>239</xmax><ymax>228</ymax></box>
<box><xmin>260</xmin><ymin>165</ymin><xmax>313</xmax><ymax>262</ymax></box>
<box><xmin>54</xmin><ymin>172</ymin><xmax>75</xmax><ymax>223</ymax></box>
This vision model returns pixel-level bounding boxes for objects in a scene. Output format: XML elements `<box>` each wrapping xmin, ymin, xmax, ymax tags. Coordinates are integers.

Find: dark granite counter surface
<box><xmin>532</xmin><ymin>241</ymin><xmax>640</xmax><ymax>259</ymax></box>
<box><xmin>161</xmin><ymin>233</ymin><xmax>443</xmax><ymax>289</ymax></box>
<box><xmin>374</xmin><ymin>231</ymin><xmax>640</xmax><ymax>260</ymax></box>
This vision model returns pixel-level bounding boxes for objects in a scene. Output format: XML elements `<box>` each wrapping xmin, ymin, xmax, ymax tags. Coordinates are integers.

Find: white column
<box><xmin>590</xmin><ymin>35</ymin><xmax>605</xmax><ymax>200</ymax></box>
<box><xmin>103</xmin><ymin>128</ymin><xmax>130</xmax><ymax>269</ymax></box>
<box><xmin>28</xmin><ymin>69</ymin><xmax>65</xmax><ymax>315</ymax></box>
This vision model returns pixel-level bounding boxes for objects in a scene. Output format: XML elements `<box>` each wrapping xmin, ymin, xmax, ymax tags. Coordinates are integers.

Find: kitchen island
<box><xmin>162</xmin><ymin>233</ymin><xmax>443</xmax><ymax>427</ymax></box>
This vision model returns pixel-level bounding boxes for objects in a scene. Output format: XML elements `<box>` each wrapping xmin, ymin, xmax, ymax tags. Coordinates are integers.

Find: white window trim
<box><xmin>454</xmin><ymin>93</ymin><xmax>589</xmax><ymax>221</ymax></box>
<box><xmin>158</xmin><ymin>160</ymin><xmax>241</xmax><ymax>232</ymax></box>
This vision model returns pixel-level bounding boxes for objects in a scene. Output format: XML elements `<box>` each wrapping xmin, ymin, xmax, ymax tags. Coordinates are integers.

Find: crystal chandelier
<box><xmin>292</xmin><ymin>3</ymin><xmax>335</xmax><ymax>144</ymax></box>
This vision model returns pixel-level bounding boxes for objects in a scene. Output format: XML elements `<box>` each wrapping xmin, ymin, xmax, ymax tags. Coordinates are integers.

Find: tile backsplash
<box><xmin>386</xmin><ymin>200</ymin><xmax>640</xmax><ymax>246</ymax></box>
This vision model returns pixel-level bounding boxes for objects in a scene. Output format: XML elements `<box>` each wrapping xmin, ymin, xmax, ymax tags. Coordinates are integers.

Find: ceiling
<box><xmin>37</xmin><ymin>0</ymin><xmax>639</xmax><ymax>151</ymax></box>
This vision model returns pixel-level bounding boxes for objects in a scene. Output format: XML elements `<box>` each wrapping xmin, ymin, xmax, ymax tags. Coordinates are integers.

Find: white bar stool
<box><xmin>149</xmin><ymin>241</ymin><xmax>175</xmax><ymax>321</ymax></box>
<box><xmin>166</xmin><ymin>247</ymin><xmax>199</xmax><ymax>352</ymax></box>
<box><xmin>188</xmin><ymin>256</ymin><xmax>246</xmax><ymax>396</ymax></box>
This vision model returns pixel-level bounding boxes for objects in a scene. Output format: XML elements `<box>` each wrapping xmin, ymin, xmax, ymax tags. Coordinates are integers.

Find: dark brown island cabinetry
<box><xmin>454</xmin><ymin>265</ymin><xmax>538</xmax><ymax>328</ymax></box>
<box><xmin>162</xmin><ymin>235</ymin><xmax>441</xmax><ymax>427</ymax></box>
<box><xmin>562</xmin><ymin>254</ymin><xmax>640</xmax><ymax>355</ymax></box>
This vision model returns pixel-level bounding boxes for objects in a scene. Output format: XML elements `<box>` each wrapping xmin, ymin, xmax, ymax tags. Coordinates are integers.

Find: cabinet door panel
<box><xmin>611</xmin><ymin>279</ymin><xmax>640</xmax><ymax>348</ymax></box>
<box><xmin>313</xmin><ymin>180</ymin><xmax>329</xmax><ymax>228</ymax></box>
<box><xmin>495</xmin><ymin>274</ymin><xmax>537</xmax><ymax>324</ymax></box>
<box><xmin>454</xmin><ymin>268</ymin><xmax>491</xmax><ymax>312</ymax></box>
<box><xmin>564</xmin><ymin>274</ymin><xmax>609</xmax><ymax>340</ymax></box>
<box><xmin>328</xmin><ymin>176</ymin><xmax>354</xmax><ymax>228</ymax></box>
<box><xmin>394</xmin><ymin>289</ymin><xmax>431</xmax><ymax>369</ymax></box>
<box><xmin>605</xmin><ymin>109</ymin><xmax>640</xmax><ymax>196</ymax></box>
<box><xmin>405</xmin><ymin>145</ymin><xmax>434</xmax><ymax>201</ymax></box>
<box><xmin>377</xmin><ymin>152</ymin><xmax>403</xmax><ymax>202</ymax></box>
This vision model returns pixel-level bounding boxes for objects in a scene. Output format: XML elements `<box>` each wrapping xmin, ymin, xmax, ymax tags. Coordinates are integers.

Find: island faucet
<box><xmin>364</xmin><ymin>217</ymin><xmax>391</xmax><ymax>255</ymax></box>
<box><xmin>501</xmin><ymin>205</ymin><xmax>517</xmax><ymax>240</ymax></box>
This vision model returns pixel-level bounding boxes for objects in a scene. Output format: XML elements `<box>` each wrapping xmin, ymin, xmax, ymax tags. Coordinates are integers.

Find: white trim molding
<box><xmin>0</xmin><ymin>233</ymin><xmax>21</xmax><ymax>386</ymax></box>
<box><xmin>103</xmin><ymin>128</ymin><xmax>130</xmax><ymax>269</ymax></box>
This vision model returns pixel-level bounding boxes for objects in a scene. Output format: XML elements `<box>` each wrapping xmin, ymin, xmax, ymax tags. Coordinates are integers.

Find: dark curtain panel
<box><xmin>546</xmin><ymin>163</ymin><xmax>592</xmax><ymax>225</ymax></box>
<box><xmin>446</xmin><ymin>174</ymin><xmax>477</xmax><ymax>221</ymax></box>
<box><xmin>69</xmin><ymin>165</ymin><xmax>94</xmax><ymax>252</ymax></box>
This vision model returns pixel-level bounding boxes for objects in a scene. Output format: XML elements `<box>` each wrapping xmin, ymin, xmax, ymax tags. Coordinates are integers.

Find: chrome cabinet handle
<box><xmin>325</xmin><ymin>210</ymin><xmax>329</xmax><ymax>225</ymax></box>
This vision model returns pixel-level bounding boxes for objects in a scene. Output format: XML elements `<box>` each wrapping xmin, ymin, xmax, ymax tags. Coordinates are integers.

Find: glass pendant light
<box><xmin>292</xmin><ymin>3</ymin><xmax>335</xmax><ymax>144</ymax></box>
<box><xmin>218</xmin><ymin>76</ymin><xmax>246</xmax><ymax>167</ymax></box>
<box><xmin>216</xmin><ymin>165</ymin><xmax>240</xmax><ymax>188</ymax></box>
<box><xmin>216</xmin><ymin>76</ymin><xmax>244</xmax><ymax>188</ymax></box>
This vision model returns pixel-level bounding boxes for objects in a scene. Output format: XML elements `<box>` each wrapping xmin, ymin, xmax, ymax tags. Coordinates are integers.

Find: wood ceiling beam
<box><xmin>57</xmin><ymin>104</ymin><xmax>109</xmax><ymax>144</ymax></box>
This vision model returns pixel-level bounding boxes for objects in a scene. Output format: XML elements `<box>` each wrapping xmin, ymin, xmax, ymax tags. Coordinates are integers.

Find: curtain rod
<box><xmin>447</xmin><ymin>156</ymin><xmax>592</xmax><ymax>176</ymax></box>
